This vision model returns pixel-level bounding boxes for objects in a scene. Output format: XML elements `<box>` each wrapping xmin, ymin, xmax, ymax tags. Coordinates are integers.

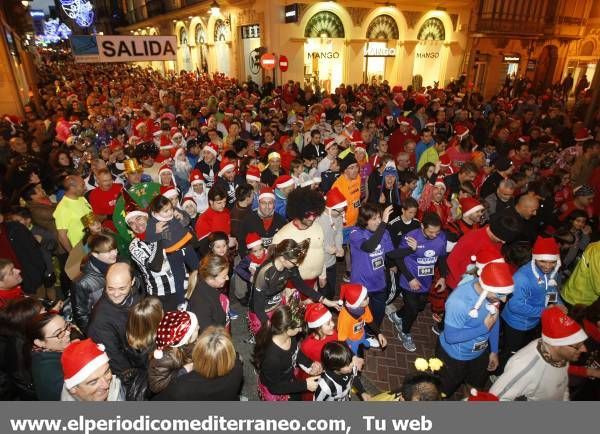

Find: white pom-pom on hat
<box><xmin>153</xmin><ymin>349</ymin><xmax>164</xmax><ymax>359</ymax></box>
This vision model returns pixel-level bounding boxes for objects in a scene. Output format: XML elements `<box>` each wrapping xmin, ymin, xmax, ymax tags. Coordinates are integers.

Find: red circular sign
<box><xmin>260</xmin><ymin>53</ymin><xmax>276</xmax><ymax>70</ymax></box>
<box><xmin>279</xmin><ymin>55</ymin><xmax>289</xmax><ymax>72</ymax></box>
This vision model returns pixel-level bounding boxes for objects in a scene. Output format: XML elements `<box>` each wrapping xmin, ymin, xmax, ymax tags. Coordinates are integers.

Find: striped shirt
<box><xmin>129</xmin><ymin>238</ymin><xmax>185</xmax><ymax>297</ymax></box>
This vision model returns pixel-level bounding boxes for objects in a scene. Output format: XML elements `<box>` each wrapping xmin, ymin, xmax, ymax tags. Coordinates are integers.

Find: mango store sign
<box><xmin>363</xmin><ymin>46</ymin><xmax>396</xmax><ymax>57</ymax></box>
<box><xmin>98</xmin><ymin>35</ymin><xmax>176</xmax><ymax>62</ymax></box>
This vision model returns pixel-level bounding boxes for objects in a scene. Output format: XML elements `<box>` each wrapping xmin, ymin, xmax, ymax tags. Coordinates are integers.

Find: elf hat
<box><xmin>460</xmin><ymin>197</ymin><xmax>484</xmax><ymax>219</ymax></box>
<box><xmin>123</xmin><ymin>190</ymin><xmax>148</xmax><ymax>223</ymax></box>
<box><xmin>246</xmin><ymin>232</ymin><xmax>263</xmax><ymax>250</ymax></box>
<box><xmin>304</xmin><ymin>303</ymin><xmax>332</xmax><ymax>329</ymax></box>
<box><xmin>541</xmin><ymin>306</ymin><xmax>587</xmax><ymax>347</ymax></box>
<box><xmin>258</xmin><ymin>186</ymin><xmax>275</xmax><ymax>201</ymax></box>
<box><xmin>469</xmin><ymin>262</ymin><xmax>514</xmax><ymax>318</ymax></box>
<box><xmin>218</xmin><ymin>158</ymin><xmax>236</xmax><ymax>177</ymax></box>
<box><xmin>62</xmin><ymin>339</ymin><xmax>110</xmax><ymax>389</ymax></box>
<box><xmin>340</xmin><ymin>283</ymin><xmax>368</xmax><ymax>309</ymax></box>
<box><xmin>154</xmin><ymin>311</ymin><xmax>198</xmax><ymax>359</ymax></box>
<box><xmin>274</xmin><ymin>175</ymin><xmax>294</xmax><ymax>190</ymax></box>
<box><xmin>246</xmin><ymin>165</ymin><xmax>261</xmax><ymax>182</ymax></box>
<box><xmin>189</xmin><ymin>168</ymin><xmax>205</xmax><ymax>185</ymax></box>
<box><xmin>202</xmin><ymin>143</ymin><xmax>219</xmax><ymax>156</ymax></box>
<box><xmin>468</xmin><ymin>388</ymin><xmax>499</xmax><ymax>402</ymax></box>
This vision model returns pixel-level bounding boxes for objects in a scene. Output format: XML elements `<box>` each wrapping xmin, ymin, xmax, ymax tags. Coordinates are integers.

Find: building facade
<box><xmin>467</xmin><ymin>0</ymin><xmax>595</xmax><ymax>98</ymax></box>
<box><xmin>116</xmin><ymin>0</ymin><xmax>472</xmax><ymax>91</ymax></box>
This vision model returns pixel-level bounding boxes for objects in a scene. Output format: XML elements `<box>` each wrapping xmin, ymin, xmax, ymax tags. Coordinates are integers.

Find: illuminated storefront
<box><xmin>363</xmin><ymin>14</ymin><xmax>400</xmax><ymax>84</ymax></box>
<box><xmin>412</xmin><ymin>17</ymin><xmax>447</xmax><ymax>88</ymax></box>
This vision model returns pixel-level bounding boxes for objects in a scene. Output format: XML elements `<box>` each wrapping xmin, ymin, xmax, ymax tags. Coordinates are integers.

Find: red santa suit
<box><xmin>88</xmin><ymin>183</ymin><xmax>123</xmax><ymax>229</ymax></box>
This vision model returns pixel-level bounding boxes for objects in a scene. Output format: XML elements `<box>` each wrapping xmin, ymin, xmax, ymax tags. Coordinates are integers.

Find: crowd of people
<box><xmin>0</xmin><ymin>54</ymin><xmax>599</xmax><ymax>402</ymax></box>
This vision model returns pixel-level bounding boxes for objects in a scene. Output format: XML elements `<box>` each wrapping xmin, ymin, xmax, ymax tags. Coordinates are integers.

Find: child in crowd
<box><xmin>180</xmin><ymin>196</ymin><xmax>199</xmax><ymax>229</ymax></box>
<box><xmin>146</xmin><ymin>194</ymin><xmax>198</xmax><ymax>308</ymax></box>
<box><xmin>148</xmin><ymin>310</ymin><xmax>199</xmax><ymax>395</ymax></box>
<box><xmin>314</xmin><ymin>341</ymin><xmax>369</xmax><ymax>401</ymax></box>
<box><xmin>235</xmin><ymin>233</ymin><xmax>268</xmax><ymax>283</ymax></box>
<box><xmin>337</xmin><ymin>283</ymin><xmax>387</xmax><ymax>355</ymax></box>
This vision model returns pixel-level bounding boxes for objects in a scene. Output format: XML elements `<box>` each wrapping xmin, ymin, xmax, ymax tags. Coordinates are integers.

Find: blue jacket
<box><xmin>274</xmin><ymin>189</ymin><xmax>287</xmax><ymax>219</ymax></box>
<box><xmin>440</xmin><ymin>280</ymin><xmax>500</xmax><ymax>361</ymax></box>
<box><xmin>501</xmin><ymin>261</ymin><xmax>561</xmax><ymax>331</ymax></box>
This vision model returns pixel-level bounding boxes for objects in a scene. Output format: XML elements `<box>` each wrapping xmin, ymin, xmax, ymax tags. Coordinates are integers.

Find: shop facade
<box><xmin>117</xmin><ymin>1</ymin><xmax>470</xmax><ymax>90</ymax></box>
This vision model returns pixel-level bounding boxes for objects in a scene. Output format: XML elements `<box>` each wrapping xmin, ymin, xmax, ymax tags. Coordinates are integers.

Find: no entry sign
<box><xmin>260</xmin><ymin>53</ymin><xmax>276</xmax><ymax>70</ymax></box>
<box><xmin>279</xmin><ymin>55</ymin><xmax>289</xmax><ymax>72</ymax></box>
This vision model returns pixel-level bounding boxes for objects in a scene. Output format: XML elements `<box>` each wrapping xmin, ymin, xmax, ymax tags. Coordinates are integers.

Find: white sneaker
<box><xmin>366</xmin><ymin>336</ymin><xmax>380</xmax><ymax>348</ymax></box>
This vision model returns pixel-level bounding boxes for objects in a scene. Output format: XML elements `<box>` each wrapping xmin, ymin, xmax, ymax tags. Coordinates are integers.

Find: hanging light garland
<box><xmin>60</xmin><ymin>0</ymin><xmax>95</xmax><ymax>28</ymax></box>
<box><xmin>36</xmin><ymin>18</ymin><xmax>72</xmax><ymax>45</ymax></box>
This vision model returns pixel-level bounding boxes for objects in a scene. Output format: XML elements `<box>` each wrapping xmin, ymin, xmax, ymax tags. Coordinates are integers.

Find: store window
<box><xmin>364</xmin><ymin>14</ymin><xmax>399</xmax><ymax>84</ymax></box>
<box><xmin>413</xmin><ymin>17</ymin><xmax>446</xmax><ymax>87</ymax></box>
<box><xmin>304</xmin><ymin>11</ymin><xmax>345</xmax><ymax>92</ymax></box>
<box><xmin>195</xmin><ymin>24</ymin><xmax>208</xmax><ymax>73</ymax></box>
<box><xmin>214</xmin><ymin>19</ymin><xmax>231</xmax><ymax>76</ymax></box>
<box><xmin>179</xmin><ymin>27</ymin><xmax>192</xmax><ymax>71</ymax></box>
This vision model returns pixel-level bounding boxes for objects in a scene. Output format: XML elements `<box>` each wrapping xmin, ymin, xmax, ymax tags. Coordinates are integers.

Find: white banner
<box><xmin>96</xmin><ymin>35</ymin><xmax>177</xmax><ymax>63</ymax></box>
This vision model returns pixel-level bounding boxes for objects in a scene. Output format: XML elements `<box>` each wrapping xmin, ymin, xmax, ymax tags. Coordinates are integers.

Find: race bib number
<box><xmin>371</xmin><ymin>257</ymin><xmax>384</xmax><ymax>270</ymax></box>
<box><xmin>545</xmin><ymin>292</ymin><xmax>558</xmax><ymax>306</ymax></box>
<box><xmin>353</xmin><ymin>200</ymin><xmax>361</xmax><ymax>209</ymax></box>
<box><xmin>417</xmin><ymin>266</ymin><xmax>434</xmax><ymax>277</ymax></box>
<box><xmin>262</xmin><ymin>237</ymin><xmax>273</xmax><ymax>246</ymax></box>
<box><xmin>472</xmin><ymin>340</ymin><xmax>488</xmax><ymax>352</ymax></box>
<box><xmin>353</xmin><ymin>320</ymin><xmax>365</xmax><ymax>335</ymax></box>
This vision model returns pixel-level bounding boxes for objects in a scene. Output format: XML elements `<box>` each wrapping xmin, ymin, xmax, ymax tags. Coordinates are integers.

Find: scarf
<box><xmin>89</xmin><ymin>254</ymin><xmax>111</xmax><ymax>275</ymax></box>
<box><xmin>530</xmin><ymin>260</ymin><xmax>560</xmax><ymax>288</ymax></box>
<box><xmin>0</xmin><ymin>286</ymin><xmax>24</xmax><ymax>308</ymax></box>
<box><xmin>346</xmin><ymin>306</ymin><xmax>366</xmax><ymax>319</ymax></box>
<box><xmin>537</xmin><ymin>339</ymin><xmax>567</xmax><ymax>368</ymax></box>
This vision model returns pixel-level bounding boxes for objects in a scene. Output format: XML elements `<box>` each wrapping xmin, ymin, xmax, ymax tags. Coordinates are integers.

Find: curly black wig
<box><xmin>286</xmin><ymin>186</ymin><xmax>325</xmax><ymax>221</ymax></box>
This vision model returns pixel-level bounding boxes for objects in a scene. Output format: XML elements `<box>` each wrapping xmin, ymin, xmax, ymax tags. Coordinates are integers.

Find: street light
<box><xmin>21</xmin><ymin>0</ymin><xmax>31</xmax><ymax>7</ymax></box>
<box><xmin>210</xmin><ymin>0</ymin><xmax>220</xmax><ymax>16</ymax></box>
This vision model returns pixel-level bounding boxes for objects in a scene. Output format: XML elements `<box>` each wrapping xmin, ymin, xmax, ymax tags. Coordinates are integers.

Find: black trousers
<box><xmin>499</xmin><ymin>318</ymin><xmax>541</xmax><ymax>372</ymax></box>
<box><xmin>369</xmin><ymin>290</ymin><xmax>387</xmax><ymax>329</ymax></box>
<box><xmin>435</xmin><ymin>340</ymin><xmax>490</xmax><ymax>399</ymax></box>
<box><xmin>397</xmin><ymin>289</ymin><xmax>429</xmax><ymax>334</ymax></box>
<box><xmin>318</xmin><ymin>263</ymin><xmax>337</xmax><ymax>300</ymax></box>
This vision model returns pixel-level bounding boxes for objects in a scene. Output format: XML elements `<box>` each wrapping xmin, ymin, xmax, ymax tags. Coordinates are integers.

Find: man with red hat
<box><xmin>388</xmin><ymin>117</ymin><xmax>418</xmax><ymax>159</ymax></box>
<box><xmin>500</xmin><ymin>236</ymin><xmax>563</xmax><ymax>369</ymax></box>
<box><xmin>213</xmin><ymin>157</ymin><xmax>238</xmax><ymax>208</ymax></box>
<box><xmin>61</xmin><ymin>338</ymin><xmax>125</xmax><ymax>401</ymax></box>
<box><xmin>436</xmin><ymin>262</ymin><xmax>515</xmax><ymax>398</ymax></box>
<box><xmin>185</xmin><ymin>169</ymin><xmax>208</xmax><ymax>215</ymax></box>
<box><xmin>195</xmin><ymin>143</ymin><xmax>220</xmax><ymax>188</ymax></box>
<box><xmin>273</xmin><ymin>174</ymin><xmax>295</xmax><ymax>219</ymax></box>
<box><xmin>491</xmin><ymin>306</ymin><xmax>587</xmax><ymax>400</ymax></box>
<box><xmin>446</xmin><ymin>197</ymin><xmax>484</xmax><ymax>249</ymax></box>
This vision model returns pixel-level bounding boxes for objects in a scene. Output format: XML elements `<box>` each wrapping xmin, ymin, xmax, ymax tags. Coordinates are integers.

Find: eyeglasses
<box><xmin>47</xmin><ymin>322</ymin><xmax>71</xmax><ymax>340</ymax></box>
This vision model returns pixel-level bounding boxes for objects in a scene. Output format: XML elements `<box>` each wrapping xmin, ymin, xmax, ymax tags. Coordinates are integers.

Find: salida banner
<box><xmin>71</xmin><ymin>35</ymin><xmax>177</xmax><ymax>63</ymax></box>
<box><xmin>98</xmin><ymin>35</ymin><xmax>176</xmax><ymax>62</ymax></box>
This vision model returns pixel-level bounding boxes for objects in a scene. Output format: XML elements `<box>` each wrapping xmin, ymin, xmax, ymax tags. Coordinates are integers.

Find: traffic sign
<box><xmin>260</xmin><ymin>53</ymin><xmax>276</xmax><ymax>70</ymax></box>
<box><xmin>279</xmin><ymin>55</ymin><xmax>288</xmax><ymax>72</ymax></box>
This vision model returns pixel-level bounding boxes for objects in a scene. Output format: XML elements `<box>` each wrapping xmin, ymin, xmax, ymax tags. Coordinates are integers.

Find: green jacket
<box><xmin>31</xmin><ymin>351</ymin><xmax>63</xmax><ymax>401</ymax></box>
<box><xmin>561</xmin><ymin>241</ymin><xmax>600</xmax><ymax>306</ymax></box>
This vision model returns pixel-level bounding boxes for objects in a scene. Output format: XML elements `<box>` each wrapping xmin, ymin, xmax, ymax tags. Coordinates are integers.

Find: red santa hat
<box><xmin>434</xmin><ymin>176</ymin><xmax>446</xmax><ymax>190</ymax></box>
<box><xmin>455</xmin><ymin>125</ymin><xmax>470</xmax><ymax>139</ymax></box>
<box><xmin>158</xmin><ymin>164</ymin><xmax>173</xmax><ymax>177</ymax></box>
<box><xmin>62</xmin><ymin>339</ymin><xmax>110</xmax><ymax>389</ymax></box>
<box><xmin>160</xmin><ymin>135</ymin><xmax>174</xmax><ymax>150</ymax></box>
<box><xmin>246</xmin><ymin>165</ymin><xmax>261</xmax><ymax>182</ymax></box>
<box><xmin>574</xmin><ymin>128</ymin><xmax>593</xmax><ymax>142</ymax></box>
<box><xmin>274</xmin><ymin>175</ymin><xmax>294</xmax><ymax>190</ymax></box>
<box><xmin>258</xmin><ymin>186</ymin><xmax>275</xmax><ymax>201</ymax></box>
<box><xmin>340</xmin><ymin>283</ymin><xmax>368</xmax><ymax>309</ymax></box>
<box><xmin>324</xmin><ymin>137</ymin><xmax>336</xmax><ymax>151</ymax></box>
<box><xmin>469</xmin><ymin>262</ymin><xmax>514</xmax><ymax>318</ymax></box>
<box><xmin>189</xmin><ymin>168</ymin><xmax>205</xmax><ymax>185</ymax></box>
<box><xmin>154</xmin><ymin>311</ymin><xmax>198</xmax><ymax>359</ymax></box>
<box><xmin>541</xmin><ymin>306</ymin><xmax>587</xmax><ymax>347</ymax></box>
<box><xmin>531</xmin><ymin>236</ymin><xmax>561</xmax><ymax>286</ymax></box>
<box><xmin>218</xmin><ymin>158</ymin><xmax>236</xmax><ymax>177</ymax></box>
<box><xmin>326</xmin><ymin>187</ymin><xmax>348</xmax><ymax>210</ymax></box>
<box><xmin>343</xmin><ymin>115</ymin><xmax>355</xmax><ymax>127</ymax></box>
<box><xmin>468</xmin><ymin>388</ymin><xmax>499</xmax><ymax>402</ymax></box>
<box><xmin>304</xmin><ymin>303</ymin><xmax>333</xmax><ymax>329</ymax></box>
<box><xmin>181</xmin><ymin>196</ymin><xmax>196</xmax><ymax>208</ymax></box>
<box><xmin>123</xmin><ymin>190</ymin><xmax>148</xmax><ymax>223</ymax></box>
<box><xmin>109</xmin><ymin>138</ymin><xmax>123</xmax><ymax>152</ymax></box>
<box><xmin>397</xmin><ymin>117</ymin><xmax>411</xmax><ymax>126</ymax></box>
<box><xmin>471</xmin><ymin>248</ymin><xmax>504</xmax><ymax>271</ymax></box>
<box><xmin>517</xmin><ymin>135</ymin><xmax>530</xmax><ymax>143</ymax></box>
<box><xmin>160</xmin><ymin>186</ymin><xmax>179</xmax><ymax>199</ymax></box>
<box><xmin>246</xmin><ymin>232</ymin><xmax>263</xmax><ymax>250</ymax></box>
<box><xmin>202</xmin><ymin>143</ymin><xmax>219</xmax><ymax>157</ymax></box>
<box><xmin>460</xmin><ymin>197</ymin><xmax>484</xmax><ymax>219</ymax></box>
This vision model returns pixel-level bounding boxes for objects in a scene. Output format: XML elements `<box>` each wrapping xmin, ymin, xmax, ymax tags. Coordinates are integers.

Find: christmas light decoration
<box><xmin>36</xmin><ymin>18</ymin><xmax>72</xmax><ymax>45</ymax></box>
<box><xmin>60</xmin><ymin>0</ymin><xmax>95</xmax><ymax>28</ymax></box>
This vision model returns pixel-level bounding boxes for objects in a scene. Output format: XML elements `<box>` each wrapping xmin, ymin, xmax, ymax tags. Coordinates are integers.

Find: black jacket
<box><xmin>71</xmin><ymin>259</ymin><xmax>105</xmax><ymax>333</ymax></box>
<box><xmin>87</xmin><ymin>291</ymin><xmax>143</xmax><ymax>376</ymax></box>
<box><xmin>154</xmin><ymin>357</ymin><xmax>243</xmax><ymax>401</ymax></box>
<box><xmin>187</xmin><ymin>280</ymin><xmax>227</xmax><ymax>333</ymax></box>
<box><xmin>237</xmin><ymin>211</ymin><xmax>286</xmax><ymax>258</ymax></box>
